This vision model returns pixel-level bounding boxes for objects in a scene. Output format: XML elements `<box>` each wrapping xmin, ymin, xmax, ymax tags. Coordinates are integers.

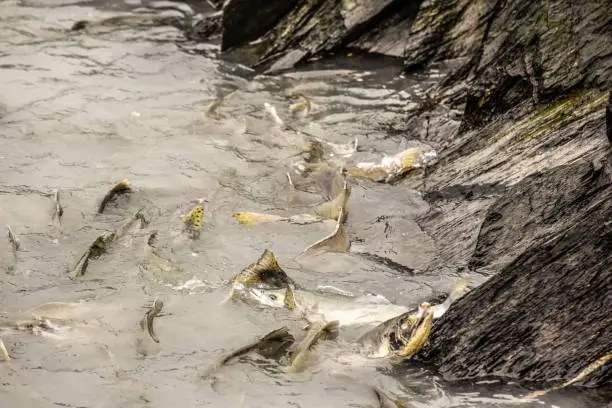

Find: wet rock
<box><xmin>186</xmin><ymin>11</ymin><xmax>223</xmax><ymax>41</ymax></box>
<box><xmin>221</xmin><ymin>0</ymin><xmax>300</xmax><ymax>51</ymax></box>
<box><xmin>421</xmin><ymin>156</ymin><xmax>612</xmax><ymax>387</ymax></box>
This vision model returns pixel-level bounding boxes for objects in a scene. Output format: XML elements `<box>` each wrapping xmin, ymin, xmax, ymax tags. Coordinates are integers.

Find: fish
<box><xmin>356</xmin><ymin>288</ymin><xmax>468</xmax><ymax>359</ymax></box>
<box><xmin>182</xmin><ymin>205</ymin><xmax>204</xmax><ymax>238</ymax></box>
<box><xmin>0</xmin><ymin>338</ymin><xmax>10</xmax><ymax>361</ymax></box>
<box><xmin>301</xmin><ymin>207</ymin><xmax>350</xmax><ymax>254</ymax></box>
<box><xmin>140</xmin><ymin>298</ymin><xmax>164</xmax><ymax>343</ymax></box>
<box><xmin>263</xmin><ymin>102</ymin><xmax>285</xmax><ymax>127</ymax></box>
<box><xmin>71</xmin><ymin>2</ymin><xmax>195</xmax><ymax>32</ymax></box>
<box><xmin>51</xmin><ymin>189</ymin><xmax>63</xmax><ymax>223</ymax></box>
<box><xmin>206</xmin><ymin>98</ymin><xmax>225</xmax><ymax>118</ymax></box>
<box><xmin>98</xmin><ymin>179</ymin><xmax>131</xmax><ymax>214</ymax></box>
<box><xmin>228</xmin><ymin>250</ymin><xmax>468</xmax><ymax>329</ymax></box>
<box><xmin>325</xmin><ymin>137</ymin><xmax>359</xmax><ymax>158</ymax></box>
<box><xmin>232</xmin><ymin>212</ymin><xmax>286</xmax><ymax>226</ymax></box>
<box><xmin>521</xmin><ymin>350</ymin><xmax>612</xmax><ymax>401</ymax></box>
<box><xmin>372</xmin><ymin>387</ymin><xmax>409</xmax><ymax>408</ymax></box>
<box><xmin>314</xmin><ymin>180</ymin><xmax>351</xmax><ymax>221</ymax></box>
<box><xmin>206</xmin><ymin>90</ymin><xmax>236</xmax><ymax>119</ymax></box>
<box><xmin>347</xmin><ymin>147</ymin><xmax>438</xmax><ymax>183</ymax></box>
<box><xmin>201</xmin><ymin>327</ymin><xmax>295</xmax><ymax>380</ymax></box>
<box><xmin>114</xmin><ymin>207</ymin><xmax>148</xmax><ymax>240</ymax></box>
<box><xmin>6</xmin><ymin>225</ymin><xmax>20</xmax><ymax>252</ymax></box>
<box><xmin>70</xmin><ymin>231</ymin><xmax>116</xmax><ymax>279</ymax></box>
<box><xmin>286</xmin><ymin>320</ymin><xmax>339</xmax><ymax>373</ymax></box>
<box><xmin>289</xmin><ymin>93</ymin><xmax>312</xmax><ymax>119</ymax></box>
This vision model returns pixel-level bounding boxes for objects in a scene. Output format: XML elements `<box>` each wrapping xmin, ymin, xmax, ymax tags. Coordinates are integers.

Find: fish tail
<box><xmin>0</xmin><ymin>338</ymin><xmax>10</xmax><ymax>361</ymax></box>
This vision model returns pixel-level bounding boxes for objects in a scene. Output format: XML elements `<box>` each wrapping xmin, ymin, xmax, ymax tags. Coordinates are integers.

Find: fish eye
<box><xmin>269</xmin><ymin>294</ymin><xmax>278</xmax><ymax>301</ymax></box>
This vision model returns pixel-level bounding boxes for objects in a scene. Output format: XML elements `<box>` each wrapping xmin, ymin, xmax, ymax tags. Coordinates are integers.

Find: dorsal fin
<box><xmin>234</xmin><ymin>249</ymin><xmax>293</xmax><ymax>287</ymax></box>
<box><xmin>183</xmin><ymin>205</ymin><xmax>204</xmax><ymax>230</ymax></box>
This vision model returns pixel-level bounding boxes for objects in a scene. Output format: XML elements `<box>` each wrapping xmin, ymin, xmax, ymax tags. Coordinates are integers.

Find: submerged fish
<box><xmin>182</xmin><ymin>205</ymin><xmax>204</xmax><ymax>238</ymax></box>
<box><xmin>6</xmin><ymin>225</ymin><xmax>20</xmax><ymax>252</ymax></box>
<box><xmin>140</xmin><ymin>298</ymin><xmax>164</xmax><ymax>343</ymax></box>
<box><xmin>347</xmin><ymin>147</ymin><xmax>438</xmax><ymax>183</ymax></box>
<box><xmin>521</xmin><ymin>350</ymin><xmax>612</xmax><ymax>401</ymax></box>
<box><xmin>98</xmin><ymin>179</ymin><xmax>131</xmax><ymax>214</ymax></box>
<box><xmin>286</xmin><ymin>320</ymin><xmax>339</xmax><ymax>373</ymax></box>
<box><xmin>70</xmin><ymin>231</ymin><xmax>116</xmax><ymax>279</ymax></box>
<box><xmin>201</xmin><ymin>327</ymin><xmax>295</xmax><ymax>379</ymax></box>
<box><xmin>314</xmin><ymin>180</ymin><xmax>351</xmax><ymax>222</ymax></box>
<box><xmin>51</xmin><ymin>189</ymin><xmax>64</xmax><ymax>224</ymax></box>
<box><xmin>289</xmin><ymin>93</ymin><xmax>312</xmax><ymax>119</ymax></box>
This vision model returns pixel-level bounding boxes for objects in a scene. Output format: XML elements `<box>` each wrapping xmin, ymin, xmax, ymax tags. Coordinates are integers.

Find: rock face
<box><xmin>422</xmin><ymin>157</ymin><xmax>612</xmax><ymax>387</ymax></box>
<box><xmin>217</xmin><ymin>0</ymin><xmax>612</xmax><ymax>388</ymax></box>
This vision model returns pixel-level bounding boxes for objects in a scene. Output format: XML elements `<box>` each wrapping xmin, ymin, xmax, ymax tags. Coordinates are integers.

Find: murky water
<box><xmin>0</xmin><ymin>1</ymin><xmax>610</xmax><ymax>407</ymax></box>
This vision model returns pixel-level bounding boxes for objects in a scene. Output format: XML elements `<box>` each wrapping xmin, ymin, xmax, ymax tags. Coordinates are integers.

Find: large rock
<box><xmin>422</xmin><ymin>156</ymin><xmax>612</xmax><ymax>387</ymax></box>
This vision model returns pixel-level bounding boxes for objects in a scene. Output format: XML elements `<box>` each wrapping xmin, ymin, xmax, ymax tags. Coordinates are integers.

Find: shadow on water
<box><xmin>0</xmin><ymin>1</ymin><xmax>608</xmax><ymax>407</ymax></box>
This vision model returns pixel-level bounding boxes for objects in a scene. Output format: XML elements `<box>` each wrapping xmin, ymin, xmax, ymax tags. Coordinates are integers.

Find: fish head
<box><xmin>235</xmin><ymin>283</ymin><xmax>296</xmax><ymax>309</ymax></box>
<box><xmin>410</xmin><ymin>302</ymin><xmax>432</xmax><ymax>337</ymax></box>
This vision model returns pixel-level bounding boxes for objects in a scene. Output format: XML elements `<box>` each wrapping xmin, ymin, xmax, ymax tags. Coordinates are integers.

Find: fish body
<box><xmin>52</xmin><ymin>189</ymin><xmax>64</xmax><ymax>223</ymax></box>
<box><xmin>347</xmin><ymin>147</ymin><xmax>438</xmax><ymax>183</ymax></box>
<box><xmin>356</xmin><ymin>279</ymin><xmax>469</xmax><ymax>358</ymax></box>
<box><xmin>140</xmin><ymin>299</ymin><xmax>164</xmax><ymax>343</ymax></box>
<box><xmin>314</xmin><ymin>180</ymin><xmax>351</xmax><ymax>221</ymax></box>
<box><xmin>289</xmin><ymin>94</ymin><xmax>312</xmax><ymax>120</ymax></box>
<box><xmin>6</xmin><ymin>225</ymin><xmax>20</xmax><ymax>252</ymax></box>
<box><xmin>229</xmin><ymin>250</ymin><xmax>469</xmax><ymax>330</ymax></box>
<box><xmin>70</xmin><ymin>231</ymin><xmax>115</xmax><ymax>279</ymax></box>
<box><xmin>287</xmin><ymin>320</ymin><xmax>339</xmax><ymax>373</ymax></box>
<box><xmin>98</xmin><ymin>179</ymin><xmax>131</xmax><ymax>214</ymax></box>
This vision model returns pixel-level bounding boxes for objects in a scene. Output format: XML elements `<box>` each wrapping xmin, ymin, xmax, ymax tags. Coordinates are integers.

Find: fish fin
<box><xmin>0</xmin><ymin>339</ymin><xmax>10</xmax><ymax>361</ymax></box>
<box><xmin>284</xmin><ymin>286</ymin><xmax>297</xmax><ymax>309</ymax></box>
<box><xmin>321</xmin><ymin>320</ymin><xmax>340</xmax><ymax>341</ymax></box>
<box><xmin>234</xmin><ymin>249</ymin><xmax>293</xmax><ymax>286</ymax></box>
<box><xmin>231</xmin><ymin>212</ymin><xmax>285</xmax><ymax>226</ymax></box>
<box><xmin>183</xmin><ymin>205</ymin><xmax>204</xmax><ymax>230</ymax></box>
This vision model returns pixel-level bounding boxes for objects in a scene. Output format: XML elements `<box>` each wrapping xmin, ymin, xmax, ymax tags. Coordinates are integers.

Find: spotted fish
<box><xmin>182</xmin><ymin>205</ymin><xmax>204</xmax><ymax>237</ymax></box>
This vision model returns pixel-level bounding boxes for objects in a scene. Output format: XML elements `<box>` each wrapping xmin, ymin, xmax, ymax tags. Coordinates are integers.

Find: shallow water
<box><xmin>0</xmin><ymin>1</ymin><xmax>610</xmax><ymax>407</ymax></box>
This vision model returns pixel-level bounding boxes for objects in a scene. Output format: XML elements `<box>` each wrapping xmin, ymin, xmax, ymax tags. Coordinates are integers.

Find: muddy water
<box><xmin>0</xmin><ymin>1</ymin><xmax>608</xmax><ymax>408</ymax></box>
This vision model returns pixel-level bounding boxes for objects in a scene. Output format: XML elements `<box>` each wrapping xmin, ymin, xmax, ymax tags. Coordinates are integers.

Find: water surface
<box><xmin>0</xmin><ymin>1</ymin><xmax>609</xmax><ymax>407</ymax></box>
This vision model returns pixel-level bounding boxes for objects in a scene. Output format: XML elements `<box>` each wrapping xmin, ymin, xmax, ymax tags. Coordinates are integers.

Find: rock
<box><xmin>421</xmin><ymin>156</ymin><xmax>612</xmax><ymax>387</ymax></box>
<box><xmin>221</xmin><ymin>0</ymin><xmax>300</xmax><ymax>51</ymax></box>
